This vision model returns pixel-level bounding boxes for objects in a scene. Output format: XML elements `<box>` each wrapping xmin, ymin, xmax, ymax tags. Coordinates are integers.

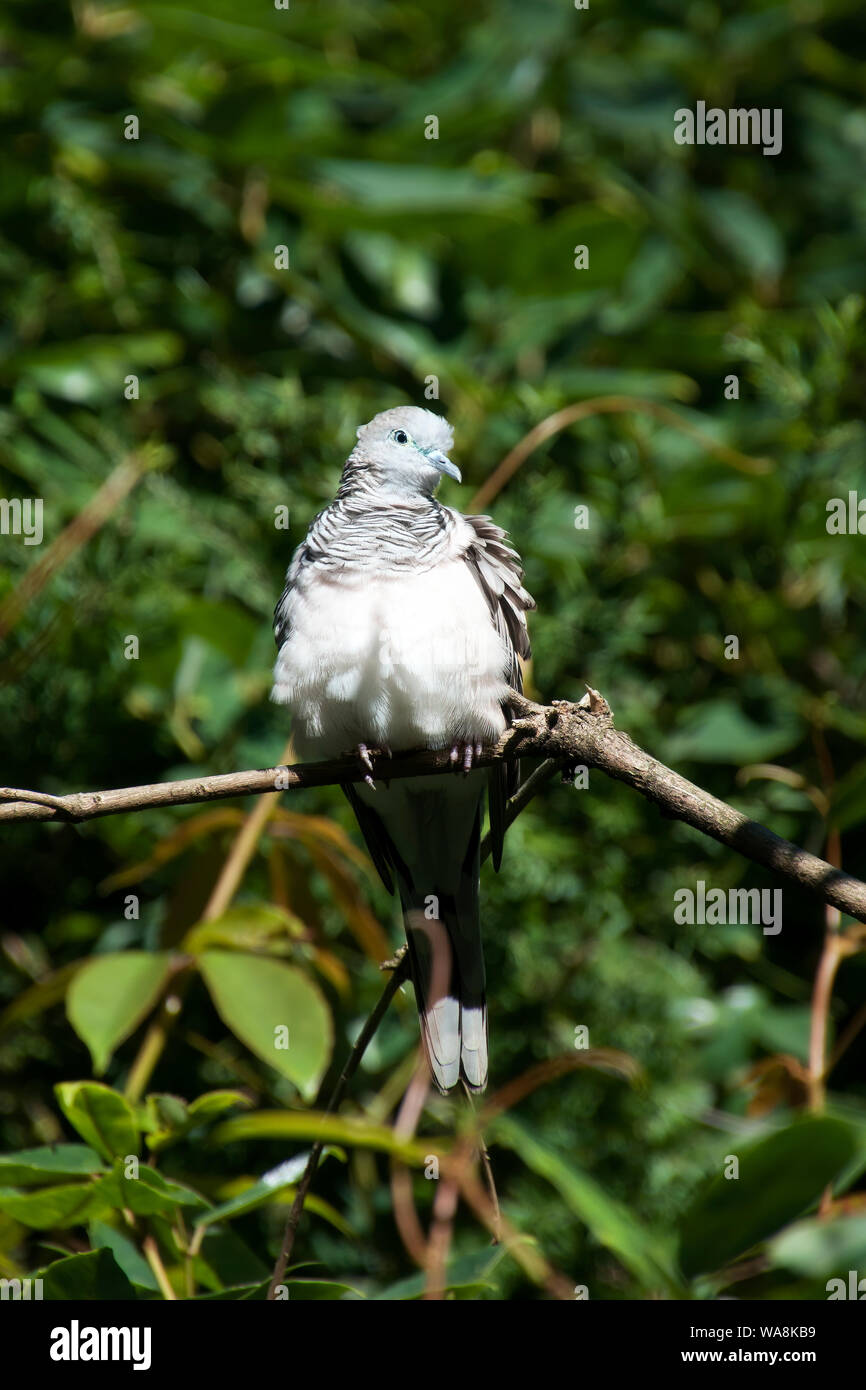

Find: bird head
<box><xmin>349</xmin><ymin>407</ymin><xmax>460</xmax><ymax>496</ymax></box>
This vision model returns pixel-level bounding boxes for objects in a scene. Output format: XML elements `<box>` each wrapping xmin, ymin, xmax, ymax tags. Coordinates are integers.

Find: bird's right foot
<box><xmin>357</xmin><ymin>743</ymin><xmax>376</xmax><ymax>789</ymax></box>
<box><xmin>448</xmin><ymin>740</ymin><xmax>484</xmax><ymax>775</ymax></box>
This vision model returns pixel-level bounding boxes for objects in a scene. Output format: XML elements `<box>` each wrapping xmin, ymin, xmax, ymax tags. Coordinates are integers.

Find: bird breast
<box><xmin>273</xmin><ymin>556</ymin><xmax>511</xmax><ymax>760</ymax></box>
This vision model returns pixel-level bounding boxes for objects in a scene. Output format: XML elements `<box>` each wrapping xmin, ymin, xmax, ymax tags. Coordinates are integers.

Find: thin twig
<box><xmin>142</xmin><ymin>1234</ymin><xmax>177</xmax><ymax>1301</ymax></box>
<box><xmin>0</xmin><ymin>451</ymin><xmax>155</xmax><ymax>641</ymax></box>
<box><xmin>467</xmin><ymin>396</ymin><xmax>771</xmax><ymax>513</ymax></box>
<box><xmin>266</xmin><ymin>956</ymin><xmax>410</xmax><ymax>1299</ymax></box>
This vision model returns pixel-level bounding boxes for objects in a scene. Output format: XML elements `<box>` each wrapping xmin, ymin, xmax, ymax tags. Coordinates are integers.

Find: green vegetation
<box><xmin>1</xmin><ymin>0</ymin><xmax>865</xmax><ymax>1299</ymax></box>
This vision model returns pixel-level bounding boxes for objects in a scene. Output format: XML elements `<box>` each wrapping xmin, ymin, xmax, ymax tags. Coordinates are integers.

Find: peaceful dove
<box><xmin>272</xmin><ymin>407</ymin><xmax>534</xmax><ymax>1090</ymax></box>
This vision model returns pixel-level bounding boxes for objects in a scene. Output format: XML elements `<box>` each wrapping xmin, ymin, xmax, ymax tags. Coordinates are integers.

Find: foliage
<box><xmin>1</xmin><ymin>0</ymin><xmax>865</xmax><ymax>1299</ymax></box>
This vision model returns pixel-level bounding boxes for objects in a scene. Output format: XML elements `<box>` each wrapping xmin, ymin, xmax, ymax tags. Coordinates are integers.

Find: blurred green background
<box><xmin>1</xmin><ymin>0</ymin><xmax>866</xmax><ymax>1300</ymax></box>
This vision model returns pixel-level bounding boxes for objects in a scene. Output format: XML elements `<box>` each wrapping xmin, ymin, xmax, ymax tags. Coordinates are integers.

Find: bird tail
<box><xmin>398</xmin><ymin>804</ymin><xmax>488</xmax><ymax>1093</ymax></box>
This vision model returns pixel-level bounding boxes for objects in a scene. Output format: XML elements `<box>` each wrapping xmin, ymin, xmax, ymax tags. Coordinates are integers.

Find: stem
<box><xmin>266</xmin><ymin>955</ymin><xmax>410</xmax><ymax>1298</ymax></box>
<box><xmin>142</xmin><ymin>1234</ymin><xmax>177</xmax><ymax>1301</ymax></box>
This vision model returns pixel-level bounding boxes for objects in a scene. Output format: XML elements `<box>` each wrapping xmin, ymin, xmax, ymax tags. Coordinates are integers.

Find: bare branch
<box><xmin>2</xmin><ymin>691</ymin><xmax>864</xmax><ymax>921</ymax></box>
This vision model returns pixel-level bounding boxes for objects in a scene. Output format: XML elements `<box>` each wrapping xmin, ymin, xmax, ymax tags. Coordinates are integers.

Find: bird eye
<box><xmin>391</xmin><ymin>429</ymin><xmax>409</xmax><ymax>445</ymax></box>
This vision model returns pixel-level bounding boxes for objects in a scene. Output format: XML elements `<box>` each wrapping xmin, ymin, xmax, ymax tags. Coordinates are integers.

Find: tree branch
<box><xmin>3</xmin><ymin>690</ymin><xmax>865</xmax><ymax>921</ymax></box>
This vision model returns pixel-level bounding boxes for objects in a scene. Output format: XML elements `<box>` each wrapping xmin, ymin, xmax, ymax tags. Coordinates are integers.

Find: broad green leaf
<box><xmin>55</xmin><ymin>1083</ymin><xmax>140</xmax><ymax>1162</ymax></box>
<box><xmin>184</xmin><ymin>905</ymin><xmax>302</xmax><ymax>954</ymax></box>
<box><xmin>0</xmin><ymin>1144</ymin><xmax>106</xmax><ymax>1186</ymax></box>
<box><xmin>679</xmin><ymin>1116</ymin><xmax>862</xmax><ymax>1278</ymax></box>
<box><xmin>88</xmin><ymin>1219</ymin><xmax>159</xmax><ymax>1291</ymax></box>
<box><xmin>98</xmin><ymin>1161</ymin><xmax>208</xmax><ymax>1218</ymax></box>
<box><xmin>66</xmin><ymin>951</ymin><xmax>175</xmax><ymax>1074</ymax></box>
<box><xmin>40</xmin><ymin>1247</ymin><xmax>137</xmax><ymax>1300</ymax></box>
<box><xmin>0</xmin><ymin>1182</ymin><xmax>111</xmax><ymax>1229</ymax></box>
<box><xmin>493</xmin><ymin>1115</ymin><xmax>682</xmax><ymax>1294</ymax></box>
<box><xmin>193</xmin><ymin>1227</ymin><xmax>270</xmax><ymax>1293</ymax></box>
<box><xmin>199</xmin><ymin>950</ymin><xmax>332</xmax><ymax>1100</ymax></box>
<box><xmin>769</xmin><ymin>1213</ymin><xmax>866</xmax><ymax>1279</ymax></box>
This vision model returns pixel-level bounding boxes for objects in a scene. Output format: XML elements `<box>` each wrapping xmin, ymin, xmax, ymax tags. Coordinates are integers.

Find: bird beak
<box><xmin>427</xmin><ymin>450</ymin><xmax>462</xmax><ymax>483</ymax></box>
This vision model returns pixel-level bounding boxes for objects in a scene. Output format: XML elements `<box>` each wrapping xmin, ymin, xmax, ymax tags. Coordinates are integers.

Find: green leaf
<box><xmin>141</xmin><ymin>1089</ymin><xmax>252</xmax><ymax>1152</ymax></box>
<box><xmin>140</xmin><ymin>1092</ymin><xmax>190</xmax><ymax>1149</ymax></box>
<box><xmin>212</xmin><ymin>1110</ymin><xmax>431</xmax><ymax>1165</ymax></box>
<box><xmin>199</xmin><ymin>950</ymin><xmax>332</xmax><ymax>1100</ymax></box>
<box><xmin>88</xmin><ymin>1219</ymin><xmax>159</xmax><ymax>1291</ymax></box>
<box><xmin>66</xmin><ymin>951</ymin><xmax>175</xmax><ymax>1074</ymax></box>
<box><xmin>184</xmin><ymin>905</ymin><xmax>300</xmax><ymax>954</ymax></box>
<box><xmin>0</xmin><ymin>1181</ymin><xmax>115</xmax><ymax>1228</ymax></box>
<box><xmin>187</xmin><ymin>1090</ymin><xmax>253</xmax><ymax>1123</ymax></box>
<box><xmin>98</xmin><ymin>1161</ymin><xmax>208</xmax><ymax>1218</ymax></box>
<box><xmin>0</xmin><ymin>1144</ymin><xmax>106</xmax><ymax>1186</ymax></box>
<box><xmin>679</xmin><ymin>1116</ymin><xmax>862</xmax><ymax>1278</ymax></box>
<box><xmin>372</xmin><ymin>1246</ymin><xmax>508</xmax><ymax>1300</ymax></box>
<box><xmin>278</xmin><ymin>1278</ymin><xmax>364</xmax><ymax>1300</ymax></box>
<box><xmin>55</xmin><ymin>1083</ymin><xmax>140</xmax><ymax>1162</ymax></box>
<box><xmin>196</xmin><ymin>1148</ymin><xmax>344</xmax><ymax>1229</ymax></box>
<box><xmin>194</xmin><ymin>1227</ymin><xmax>270</xmax><ymax>1292</ymax></box>
<box><xmin>40</xmin><ymin>1247</ymin><xmax>137</xmax><ymax>1300</ymax></box>
<box><xmin>0</xmin><ymin>961</ymin><xmax>85</xmax><ymax>1034</ymax></box>
<box><xmin>830</xmin><ymin>758</ymin><xmax>866</xmax><ymax>831</ymax></box>
<box><xmin>195</xmin><ymin>1282</ymin><xmax>271</xmax><ymax>1300</ymax></box>
<box><xmin>769</xmin><ymin>1213</ymin><xmax>866</xmax><ymax>1279</ymax></box>
<box><xmin>665</xmin><ymin>699</ymin><xmax>803</xmax><ymax>764</ymax></box>
<box><xmin>493</xmin><ymin>1116</ymin><xmax>682</xmax><ymax>1294</ymax></box>
<box><xmin>313</xmin><ymin>160</ymin><xmax>538</xmax><ymax>213</ymax></box>
<box><xmin>701</xmin><ymin>189</ymin><xmax>785</xmax><ymax>285</ymax></box>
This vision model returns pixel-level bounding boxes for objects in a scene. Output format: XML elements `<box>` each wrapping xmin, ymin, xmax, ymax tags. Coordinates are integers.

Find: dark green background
<box><xmin>1</xmin><ymin>0</ymin><xmax>865</xmax><ymax>1299</ymax></box>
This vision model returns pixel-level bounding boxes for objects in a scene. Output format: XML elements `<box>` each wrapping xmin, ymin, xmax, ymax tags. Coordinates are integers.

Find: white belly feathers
<box><xmin>272</xmin><ymin>557</ymin><xmax>510</xmax><ymax>760</ymax></box>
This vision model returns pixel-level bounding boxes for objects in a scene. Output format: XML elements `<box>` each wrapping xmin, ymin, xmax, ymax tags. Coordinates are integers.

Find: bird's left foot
<box><xmin>357</xmin><ymin>743</ymin><xmax>376</xmax><ymax>790</ymax></box>
<box><xmin>448</xmin><ymin>739</ymin><xmax>484</xmax><ymax>775</ymax></box>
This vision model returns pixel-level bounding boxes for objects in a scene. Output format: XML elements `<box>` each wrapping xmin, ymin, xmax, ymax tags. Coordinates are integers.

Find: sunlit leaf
<box><xmin>54</xmin><ymin>1083</ymin><xmax>140</xmax><ymax>1162</ymax></box>
<box><xmin>66</xmin><ymin>951</ymin><xmax>176</xmax><ymax>1074</ymax></box>
<box><xmin>199</xmin><ymin>951</ymin><xmax>332</xmax><ymax>1099</ymax></box>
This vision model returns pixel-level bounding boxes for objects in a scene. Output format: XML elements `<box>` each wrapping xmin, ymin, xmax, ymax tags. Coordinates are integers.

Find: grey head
<box><xmin>342</xmin><ymin>406</ymin><xmax>460</xmax><ymax>499</ymax></box>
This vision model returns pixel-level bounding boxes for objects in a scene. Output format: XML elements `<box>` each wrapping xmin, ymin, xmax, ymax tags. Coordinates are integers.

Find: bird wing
<box><xmin>461</xmin><ymin>513</ymin><xmax>536</xmax><ymax>871</ymax></box>
<box><xmin>273</xmin><ymin>545</ymin><xmax>304</xmax><ymax>651</ymax></box>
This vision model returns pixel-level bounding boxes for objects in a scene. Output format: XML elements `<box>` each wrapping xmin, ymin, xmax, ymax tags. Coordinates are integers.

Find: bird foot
<box><xmin>448</xmin><ymin>739</ymin><xmax>484</xmax><ymax>775</ymax></box>
<box><xmin>357</xmin><ymin>743</ymin><xmax>376</xmax><ymax>790</ymax></box>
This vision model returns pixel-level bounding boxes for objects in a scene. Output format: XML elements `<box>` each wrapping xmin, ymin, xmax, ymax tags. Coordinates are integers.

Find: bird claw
<box><xmin>357</xmin><ymin>744</ymin><xmax>376</xmax><ymax>790</ymax></box>
<box><xmin>448</xmin><ymin>740</ymin><xmax>484</xmax><ymax>775</ymax></box>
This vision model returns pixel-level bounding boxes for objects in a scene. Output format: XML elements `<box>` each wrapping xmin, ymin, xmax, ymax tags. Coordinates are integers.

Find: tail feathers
<box><xmin>402</xmin><ymin>904</ymin><xmax>488</xmax><ymax>1093</ymax></box>
<box><xmin>457</xmin><ymin>1001</ymin><xmax>488</xmax><ymax>1092</ymax></box>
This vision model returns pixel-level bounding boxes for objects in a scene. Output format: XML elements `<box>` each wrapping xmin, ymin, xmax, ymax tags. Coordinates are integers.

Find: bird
<box><xmin>272</xmin><ymin>406</ymin><xmax>535</xmax><ymax>1092</ymax></box>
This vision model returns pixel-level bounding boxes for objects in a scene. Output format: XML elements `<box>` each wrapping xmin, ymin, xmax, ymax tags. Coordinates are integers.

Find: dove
<box><xmin>272</xmin><ymin>407</ymin><xmax>534</xmax><ymax>1090</ymax></box>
